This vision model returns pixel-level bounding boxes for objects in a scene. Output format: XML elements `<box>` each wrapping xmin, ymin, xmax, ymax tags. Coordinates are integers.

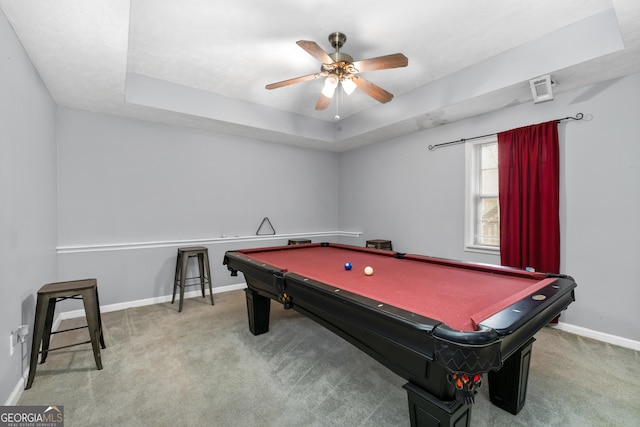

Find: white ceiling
<box><xmin>2</xmin><ymin>0</ymin><xmax>639</xmax><ymax>152</ymax></box>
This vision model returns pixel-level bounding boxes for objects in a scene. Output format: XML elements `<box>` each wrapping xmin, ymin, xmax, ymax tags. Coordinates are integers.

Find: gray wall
<box><xmin>0</xmin><ymin>12</ymin><xmax>58</xmax><ymax>403</ymax></box>
<box><xmin>339</xmin><ymin>73</ymin><xmax>640</xmax><ymax>342</ymax></box>
<box><xmin>56</xmin><ymin>109</ymin><xmax>341</xmax><ymax>306</ymax></box>
<box><xmin>3</xmin><ymin>3</ymin><xmax>639</xmax><ymax>405</ymax></box>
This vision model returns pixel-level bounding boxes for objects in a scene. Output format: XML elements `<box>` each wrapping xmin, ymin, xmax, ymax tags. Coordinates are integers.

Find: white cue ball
<box><xmin>364</xmin><ymin>266</ymin><xmax>374</xmax><ymax>276</ymax></box>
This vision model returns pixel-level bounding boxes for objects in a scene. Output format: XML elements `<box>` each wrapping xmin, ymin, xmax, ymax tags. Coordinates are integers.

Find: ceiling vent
<box><xmin>529</xmin><ymin>74</ymin><xmax>555</xmax><ymax>103</ymax></box>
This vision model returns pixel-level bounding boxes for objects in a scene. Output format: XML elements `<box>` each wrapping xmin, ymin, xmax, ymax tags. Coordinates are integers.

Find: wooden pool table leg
<box><xmin>404</xmin><ymin>382</ymin><xmax>472</xmax><ymax>427</ymax></box>
<box><xmin>245</xmin><ymin>288</ymin><xmax>271</xmax><ymax>335</ymax></box>
<box><xmin>488</xmin><ymin>337</ymin><xmax>535</xmax><ymax>414</ymax></box>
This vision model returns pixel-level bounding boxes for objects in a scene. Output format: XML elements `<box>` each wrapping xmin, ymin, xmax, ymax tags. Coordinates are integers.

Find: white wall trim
<box><xmin>56</xmin><ymin>231</ymin><xmax>362</xmax><ymax>254</ymax></box>
<box><xmin>551</xmin><ymin>322</ymin><xmax>640</xmax><ymax>351</ymax></box>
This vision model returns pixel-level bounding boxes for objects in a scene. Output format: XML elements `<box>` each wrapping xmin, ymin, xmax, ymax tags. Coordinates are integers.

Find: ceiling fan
<box><xmin>265</xmin><ymin>32</ymin><xmax>408</xmax><ymax>111</ymax></box>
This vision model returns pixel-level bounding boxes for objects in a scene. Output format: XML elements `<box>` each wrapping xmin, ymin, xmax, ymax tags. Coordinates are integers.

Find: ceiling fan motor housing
<box><xmin>329</xmin><ymin>52</ymin><xmax>354</xmax><ymax>63</ymax></box>
<box><xmin>328</xmin><ymin>31</ymin><xmax>346</xmax><ymax>50</ymax></box>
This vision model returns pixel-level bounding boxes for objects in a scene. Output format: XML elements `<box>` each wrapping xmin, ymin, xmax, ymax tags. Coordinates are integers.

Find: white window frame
<box><xmin>464</xmin><ymin>135</ymin><xmax>500</xmax><ymax>254</ymax></box>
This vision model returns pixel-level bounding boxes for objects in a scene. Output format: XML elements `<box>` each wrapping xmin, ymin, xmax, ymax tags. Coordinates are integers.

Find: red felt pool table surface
<box><xmin>239</xmin><ymin>244</ymin><xmax>554</xmax><ymax>332</ymax></box>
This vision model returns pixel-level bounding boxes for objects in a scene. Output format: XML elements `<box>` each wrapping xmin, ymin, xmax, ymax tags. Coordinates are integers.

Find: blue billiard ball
<box><xmin>344</xmin><ymin>262</ymin><xmax>352</xmax><ymax>270</ymax></box>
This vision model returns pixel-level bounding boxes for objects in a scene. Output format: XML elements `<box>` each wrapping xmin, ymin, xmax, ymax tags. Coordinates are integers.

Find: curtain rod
<box><xmin>427</xmin><ymin>113</ymin><xmax>584</xmax><ymax>151</ymax></box>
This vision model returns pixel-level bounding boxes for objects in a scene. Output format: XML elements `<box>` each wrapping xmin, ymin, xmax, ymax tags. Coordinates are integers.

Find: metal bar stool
<box><xmin>26</xmin><ymin>278</ymin><xmax>106</xmax><ymax>389</ymax></box>
<box><xmin>172</xmin><ymin>246</ymin><xmax>214</xmax><ymax>312</ymax></box>
<box><xmin>287</xmin><ymin>239</ymin><xmax>311</xmax><ymax>245</ymax></box>
<box><xmin>366</xmin><ymin>239</ymin><xmax>393</xmax><ymax>251</ymax></box>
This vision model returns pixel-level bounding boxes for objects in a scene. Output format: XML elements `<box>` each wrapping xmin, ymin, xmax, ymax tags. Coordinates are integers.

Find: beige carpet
<box><xmin>18</xmin><ymin>290</ymin><xmax>640</xmax><ymax>426</ymax></box>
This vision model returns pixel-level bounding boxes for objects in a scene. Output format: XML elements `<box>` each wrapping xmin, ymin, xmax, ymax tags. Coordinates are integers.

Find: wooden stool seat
<box><xmin>173</xmin><ymin>246</ymin><xmax>214</xmax><ymax>312</ymax></box>
<box><xmin>26</xmin><ymin>278</ymin><xmax>105</xmax><ymax>389</ymax></box>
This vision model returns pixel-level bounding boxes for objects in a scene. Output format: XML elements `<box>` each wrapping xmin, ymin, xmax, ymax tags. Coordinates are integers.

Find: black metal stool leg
<box><xmin>198</xmin><ymin>253</ymin><xmax>206</xmax><ymax>298</ymax></box>
<box><xmin>179</xmin><ymin>251</ymin><xmax>189</xmax><ymax>312</ymax></box>
<box><xmin>82</xmin><ymin>288</ymin><xmax>103</xmax><ymax>370</ymax></box>
<box><xmin>26</xmin><ymin>294</ymin><xmax>49</xmax><ymax>390</ymax></box>
<box><xmin>40</xmin><ymin>298</ymin><xmax>57</xmax><ymax>364</ymax></box>
<box><xmin>203</xmin><ymin>251</ymin><xmax>214</xmax><ymax>305</ymax></box>
<box><xmin>172</xmin><ymin>250</ymin><xmax>182</xmax><ymax>305</ymax></box>
<box><xmin>95</xmin><ymin>287</ymin><xmax>106</xmax><ymax>349</ymax></box>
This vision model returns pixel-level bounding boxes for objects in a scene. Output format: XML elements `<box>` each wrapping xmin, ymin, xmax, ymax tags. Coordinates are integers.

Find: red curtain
<box><xmin>497</xmin><ymin>121</ymin><xmax>560</xmax><ymax>274</ymax></box>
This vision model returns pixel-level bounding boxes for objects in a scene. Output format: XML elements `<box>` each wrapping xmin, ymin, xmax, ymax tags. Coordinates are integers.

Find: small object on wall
<box><xmin>17</xmin><ymin>324</ymin><xmax>29</xmax><ymax>343</ymax></box>
<box><xmin>529</xmin><ymin>74</ymin><xmax>555</xmax><ymax>103</ymax></box>
<box><xmin>256</xmin><ymin>217</ymin><xmax>276</xmax><ymax>235</ymax></box>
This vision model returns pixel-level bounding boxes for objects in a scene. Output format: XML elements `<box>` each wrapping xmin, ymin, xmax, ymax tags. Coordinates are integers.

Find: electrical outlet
<box><xmin>9</xmin><ymin>331</ymin><xmax>14</xmax><ymax>356</ymax></box>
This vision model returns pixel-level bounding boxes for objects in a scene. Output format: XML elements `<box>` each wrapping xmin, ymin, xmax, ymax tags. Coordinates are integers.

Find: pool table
<box><xmin>223</xmin><ymin>243</ymin><xmax>576</xmax><ymax>426</ymax></box>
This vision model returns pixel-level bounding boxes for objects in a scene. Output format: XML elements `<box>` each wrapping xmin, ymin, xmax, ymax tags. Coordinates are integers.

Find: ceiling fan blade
<box><xmin>265</xmin><ymin>73</ymin><xmax>323</xmax><ymax>90</ymax></box>
<box><xmin>352</xmin><ymin>76</ymin><xmax>394</xmax><ymax>103</ymax></box>
<box><xmin>315</xmin><ymin>93</ymin><xmax>333</xmax><ymax>110</ymax></box>
<box><xmin>351</xmin><ymin>53</ymin><xmax>408</xmax><ymax>72</ymax></box>
<box><xmin>297</xmin><ymin>40</ymin><xmax>334</xmax><ymax>64</ymax></box>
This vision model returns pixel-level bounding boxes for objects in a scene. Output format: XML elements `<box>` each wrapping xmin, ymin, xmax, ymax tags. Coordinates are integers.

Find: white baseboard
<box><xmin>5</xmin><ymin>375</ymin><xmax>27</xmax><ymax>406</ymax></box>
<box><xmin>551</xmin><ymin>322</ymin><xmax>640</xmax><ymax>351</ymax></box>
<box><xmin>53</xmin><ymin>282</ymin><xmax>247</xmax><ymax>329</ymax></box>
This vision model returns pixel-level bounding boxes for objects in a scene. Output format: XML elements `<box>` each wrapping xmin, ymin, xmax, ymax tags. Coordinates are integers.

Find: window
<box><xmin>465</xmin><ymin>136</ymin><xmax>499</xmax><ymax>253</ymax></box>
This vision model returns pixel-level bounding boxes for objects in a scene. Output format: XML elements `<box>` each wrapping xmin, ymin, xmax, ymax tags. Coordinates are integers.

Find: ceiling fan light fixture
<box><xmin>321</xmin><ymin>75</ymin><xmax>339</xmax><ymax>98</ymax></box>
<box><xmin>341</xmin><ymin>78</ymin><xmax>357</xmax><ymax>95</ymax></box>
